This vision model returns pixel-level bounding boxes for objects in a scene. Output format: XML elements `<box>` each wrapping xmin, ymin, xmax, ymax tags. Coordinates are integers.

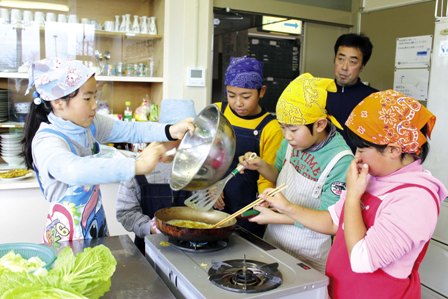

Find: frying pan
<box><xmin>155</xmin><ymin>207</ymin><xmax>236</xmax><ymax>242</ymax></box>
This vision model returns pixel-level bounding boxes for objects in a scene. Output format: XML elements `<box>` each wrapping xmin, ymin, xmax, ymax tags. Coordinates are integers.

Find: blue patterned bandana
<box><xmin>224</xmin><ymin>56</ymin><xmax>263</xmax><ymax>89</ymax></box>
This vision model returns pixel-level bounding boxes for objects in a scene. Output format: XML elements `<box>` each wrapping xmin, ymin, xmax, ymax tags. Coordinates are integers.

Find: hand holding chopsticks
<box><xmin>211</xmin><ymin>183</ymin><xmax>288</xmax><ymax>228</ymax></box>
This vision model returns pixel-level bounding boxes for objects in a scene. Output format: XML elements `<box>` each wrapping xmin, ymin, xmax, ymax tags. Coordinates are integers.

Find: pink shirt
<box><xmin>329</xmin><ymin>160</ymin><xmax>447</xmax><ymax>278</ymax></box>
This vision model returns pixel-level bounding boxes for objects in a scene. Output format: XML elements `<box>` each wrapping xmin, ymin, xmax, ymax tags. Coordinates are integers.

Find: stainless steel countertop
<box><xmin>59</xmin><ymin>235</ymin><xmax>175</xmax><ymax>299</ymax></box>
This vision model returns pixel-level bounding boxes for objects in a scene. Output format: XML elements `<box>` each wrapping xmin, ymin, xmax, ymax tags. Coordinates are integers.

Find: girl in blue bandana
<box><xmin>22</xmin><ymin>58</ymin><xmax>194</xmax><ymax>246</ymax></box>
<box><xmin>213</xmin><ymin>56</ymin><xmax>283</xmax><ymax>237</ymax></box>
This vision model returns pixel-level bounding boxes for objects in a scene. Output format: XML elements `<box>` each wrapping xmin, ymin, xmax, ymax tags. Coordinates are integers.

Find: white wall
<box><xmin>302</xmin><ymin>22</ymin><xmax>348</xmax><ymax>77</ymax></box>
<box><xmin>163</xmin><ymin>0</ymin><xmax>214</xmax><ymax>112</ymax></box>
<box><xmin>162</xmin><ymin>0</ymin><xmax>355</xmax><ymax>112</ymax></box>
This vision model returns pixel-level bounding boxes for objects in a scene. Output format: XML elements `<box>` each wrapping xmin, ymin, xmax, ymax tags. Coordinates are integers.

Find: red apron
<box><xmin>326</xmin><ymin>184</ymin><xmax>439</xmax><ymax>299</ymax></box>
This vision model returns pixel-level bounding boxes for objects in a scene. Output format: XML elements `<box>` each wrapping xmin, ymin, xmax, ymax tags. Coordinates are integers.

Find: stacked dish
<box><xmin>0</xmin><ymin>89</ymin><xmax>8</xmax><ymax>122</ymax></box>
<box><xmin>0</xmin><ymin>133</ymin><xmax>24</xmax><ymax>166</ymax></box>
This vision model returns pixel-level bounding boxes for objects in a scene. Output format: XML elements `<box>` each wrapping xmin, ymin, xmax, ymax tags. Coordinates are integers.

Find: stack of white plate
<box><xmin>0</xmin><ymin>133</ymin><xmax>25</xmax><ymax>166</ymax></box>
<box><xmin>0</xmin><ymin>89</ymin><xmax>8</xmax><ymax>122</ymax></box>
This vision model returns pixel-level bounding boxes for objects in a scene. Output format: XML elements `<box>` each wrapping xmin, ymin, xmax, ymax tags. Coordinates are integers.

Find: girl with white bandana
<box><xmin>22</xmin><ymin>58</ymin><xmax>194</xmax><ymax>246</ymax></box>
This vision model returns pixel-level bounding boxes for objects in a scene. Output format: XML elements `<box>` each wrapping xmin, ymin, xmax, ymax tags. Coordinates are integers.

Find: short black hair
<box><xmin>346</xmin><ymin>128</ymin><xmax>429</xmax><ymax>163</ymax></box>
<box><xmin>334</xmin><ymin>33</ymin><xmax>373</xmax><ymax>66</ymax></box>
<box><xmin>305</xmin><ymin>121</ymin><xmax>331</xmax><ymax>135</ymax></box>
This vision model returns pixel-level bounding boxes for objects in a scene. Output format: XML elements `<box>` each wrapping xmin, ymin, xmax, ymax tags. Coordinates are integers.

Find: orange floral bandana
<box><xmin>345</xmin><ymin>89</ymin><xmax>436</xmax><ymax>154</ymax></box>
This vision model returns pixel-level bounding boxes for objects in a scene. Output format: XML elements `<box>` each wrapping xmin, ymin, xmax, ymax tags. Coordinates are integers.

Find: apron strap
<box><xmin>39</xmin><ymin>128</ymin><xmax>77</xmax><ymax>154</ymax></box>
<box><xmin>34</xmin><ymin>129</ymin><xmax>77</xmax><ymax>193</ymax></box>
<box><xmin>220</xmin><ymin>101</ymin><xmax>227</xmax><ymax>113</ymax></box>
<box><xmin>255</xmin><ymin>112</ymin><xmax>275</xmax><ymax>130</ymax></box>
<box><xmin>312</xmin><ymin>149</ymin><xmax>353</xmax><ymax>198</ymax></box>
<box><xmin>89</xmin><ymin>123</ymin><xmax>96</xmax><ymax>137</ymax></box>
<box><xmin>135</xmin><ymin>174</ymin><xmax>148</xmax><ymax>187</ymax></box>
<box><xmin>386</xmin><ymin>183</ymin><xmax>440</xmax><ymax>215</ymax></box>
<box><xmin>221</xmin><ymin>101</ymin><xmax>275</xmax><ymax>132</ymax></box>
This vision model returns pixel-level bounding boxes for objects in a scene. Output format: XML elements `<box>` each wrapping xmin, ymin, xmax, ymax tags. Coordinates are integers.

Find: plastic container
<box><xmin>0</xmin><ymin>242</ymin><xmax>57</xmax><ymax>270</ymax></box>
<box><xmin>134</xmin><ymin>95</ymin><xmax>151</xmax><ymax>121</ymax></box>
<box><xmin>123</xmin><ymin>101</ymin><xmax>133</xmax><ymax>121</ymax></box>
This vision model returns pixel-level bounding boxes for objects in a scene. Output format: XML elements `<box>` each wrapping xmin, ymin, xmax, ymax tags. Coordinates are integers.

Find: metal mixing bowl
<box><xmin>170</xmin><ymin>104</ymin><xmax>236</xmax><ymax>191</ymax></box>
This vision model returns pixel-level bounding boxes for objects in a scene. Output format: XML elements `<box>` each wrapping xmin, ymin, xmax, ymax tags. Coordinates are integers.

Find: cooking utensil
<box><xmin>211</xmin><ymin>183</ymin><xmax>288</xmax><ymax>228</ymax></box>
<box><xmin>170</xmin><ymin>104</ymin><xmax>236</xmax><ymax>191</ymax></box>
<box><xmin>155</xmin><ymin>206</ymin><xmax>236</xmax><ymax>242</ymax></box>
<box><xmin>184</xmin><ymin>152</ymin><xmax>257</xmax><ymax>211</ymax></box>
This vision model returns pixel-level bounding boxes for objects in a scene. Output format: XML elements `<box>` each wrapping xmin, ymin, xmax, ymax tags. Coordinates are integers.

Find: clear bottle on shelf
<box><xmin>123</xmin><ymin>101</ymin><xmax>133</xmax><ymax>121</ymax></box>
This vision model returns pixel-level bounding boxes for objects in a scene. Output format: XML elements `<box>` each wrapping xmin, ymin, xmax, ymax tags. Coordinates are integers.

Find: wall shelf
<box><xmin>0</xmin><ymin>72</ymin><xmax>27</xmax><ymax>79</ymax></box>
<box><xmin>95</xmin><ymin>75</ymin><xmax>163</xmax><ymax>82</ymax></box>
<box><xmin>0</xmin><ymin>0</ymin><xmax>165</xmax><ymax>119</ymax></box>
<box><xmin>95</xmin><ymin>30</ymin><xmax>162</xmax><ymax>40</ymax></box>
<box><xmin>0</xmin><ymin>122</ymin><xmax>24</xmax><ymax>129</ymax></box>
<box><xmin>0</xmin><ymin>72</ymin><xmax>163</xmax><ymax>83</ymax></box>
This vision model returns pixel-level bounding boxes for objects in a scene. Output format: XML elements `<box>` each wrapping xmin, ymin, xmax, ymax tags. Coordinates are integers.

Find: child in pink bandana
<box><xmin>22</xmin><ymin>58</ymin><xmax>194</xmax><ymax>245</ymax></box>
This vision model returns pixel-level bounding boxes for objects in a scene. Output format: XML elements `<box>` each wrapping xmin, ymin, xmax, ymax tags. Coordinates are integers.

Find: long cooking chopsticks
<box><xmin>211</xmin><ymin>183</ymin><xmax>288</xmax><ymax>228</ymax></box>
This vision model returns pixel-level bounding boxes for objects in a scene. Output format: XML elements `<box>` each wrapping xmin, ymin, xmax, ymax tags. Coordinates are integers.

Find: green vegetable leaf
<box><xmin>0</xmin><ymin>244</ymin><xmax>116</xmax><ymax>299</ymax></box>
<box><xmin>0</xmin><ymin>251</ymin><xmax>46</xmax><ymax>273</ymax></box>
<box><xmin>1</xmin><ymin>286</ymin><xmax>87</xmax><ymax>299</ymax></box>
<box><xmin>51</xmin><ymin>245</ymin><xmax>117</xmax><ymax>299</ymax></box>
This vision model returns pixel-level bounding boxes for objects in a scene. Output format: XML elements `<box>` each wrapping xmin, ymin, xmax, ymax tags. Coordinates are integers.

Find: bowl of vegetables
<box><xmin>0</xmin><ymin>244</ymin><xmax>117</xmax><ymax>298</ymax></box>
<box><xmin>0</xmin><ymin>242</ymin><xmax>56</xmax><ymax>272</ymax></box>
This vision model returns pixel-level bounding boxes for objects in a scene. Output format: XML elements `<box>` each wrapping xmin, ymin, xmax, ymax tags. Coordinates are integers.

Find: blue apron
<box><xmin>220</xmin><ymin>103</ymin><xmax>275</xmax><ymax>237</ymax></box>
<box><xmin>34</xmin><ymin>128</ymin><xmax>108</xmax><ymax>246</ymax></box>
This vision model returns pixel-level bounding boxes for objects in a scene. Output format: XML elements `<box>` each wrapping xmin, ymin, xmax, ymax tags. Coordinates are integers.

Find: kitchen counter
<box><xmin>0</xmin><ymin>173</ymin><xmax>39</xmax><ymax>190</ymax></box>
<box><xmin>59</xmin><ymin>235</ymin><xmax>175</xmax><ymax>299</ymax></box>
<box><xmin>0</xmin><ymin>183</ymin><xmax>132</xmax><ymax>243</ymax></box>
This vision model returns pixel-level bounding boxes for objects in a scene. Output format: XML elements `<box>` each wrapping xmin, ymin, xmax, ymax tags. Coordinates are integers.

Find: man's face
<box><xmin>334</xmin><ymin>46</ymin><xmax>364</xmax><ymax>87</ymax></box>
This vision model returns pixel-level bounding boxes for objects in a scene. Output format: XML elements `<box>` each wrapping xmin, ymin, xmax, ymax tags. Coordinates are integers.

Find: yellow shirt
<box><xmin>215</xmin><ymin>102</ymin><xmax>283</xmax><ymax>192</ymax></box>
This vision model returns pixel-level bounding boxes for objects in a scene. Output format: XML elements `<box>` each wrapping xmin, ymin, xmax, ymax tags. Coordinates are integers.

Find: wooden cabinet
<box><xmin>0</xmin><ymin>0</ymin><xmax>165</xmax><ymax>127</ymax></box>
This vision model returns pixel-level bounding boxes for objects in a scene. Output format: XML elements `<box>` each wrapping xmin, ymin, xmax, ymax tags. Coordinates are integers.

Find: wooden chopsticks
<box><xmin>211</xmin><ymin>183</ymin><xmax>288</xmax><ymax>228</ymax></box>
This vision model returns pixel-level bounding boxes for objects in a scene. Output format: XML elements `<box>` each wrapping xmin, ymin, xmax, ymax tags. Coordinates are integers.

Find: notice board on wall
<box><xmin>395</xmin><ymin>35</ymin><xmax>432</xmax><ymax>68</ymax></box>
<box><xmin>393</xmin><ymin>68</ymin><xmax>430</xmax><ymax>101</ymax></box>
<box><xmin>393</xmin><ymin>35</ymin><xmax>432</xmax><ymax>102</ymax></box>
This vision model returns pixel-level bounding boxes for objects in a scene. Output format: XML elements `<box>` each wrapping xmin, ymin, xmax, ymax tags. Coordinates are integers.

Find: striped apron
<box><xmin>264</xmin><ymin>144</ymin><xmax>352</xmax><ymax>272</ymax></box>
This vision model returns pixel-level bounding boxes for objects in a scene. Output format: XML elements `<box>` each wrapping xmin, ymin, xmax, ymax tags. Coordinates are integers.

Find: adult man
<box><xmin>326</xmin><ymin>33</ymin><xmax>378</xmax><ymax>153</ymax></box>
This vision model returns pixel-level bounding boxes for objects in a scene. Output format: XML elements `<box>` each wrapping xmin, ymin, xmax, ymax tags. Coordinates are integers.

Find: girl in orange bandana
<box><xmin>254</xmin><ymin>89</ymin><xmax>447</xmax><ymax>299</ymax></box>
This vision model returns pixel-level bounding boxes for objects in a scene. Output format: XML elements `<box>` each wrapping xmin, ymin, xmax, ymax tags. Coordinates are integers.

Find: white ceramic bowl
<box><xmin>0</xmin><ymin>143</ymin><xmax>22</xmax><ymax>150</ymax></box>
<box><xmin>0</xmin><ymin>133</ymin><xmax>23</xmax><ymax>140</ymax></box>
<box><xmin>1</xmin><ymin>149</ymin><xmax>22</xmax><ymax>155</ymax></box>
<box><xmin>1</xmin><ymin>155</ymin><xmax>24</xmax><ymax>166</ymax></box>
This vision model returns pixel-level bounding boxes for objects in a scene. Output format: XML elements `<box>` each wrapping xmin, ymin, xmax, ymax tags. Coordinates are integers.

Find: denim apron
<box><xmin>220</xmin><ymin>103</ymin><xmax>275</xmax><ymax>238</ymax></box>
<box><xmin>133</xmin><ymin>174</ymin><xmax>191</xmax><ymax>253</ymax></box>
<box><xmin>35</xmin><ymin>128</ymin><xmax>108</xmax><ymax>246</ymax></box>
